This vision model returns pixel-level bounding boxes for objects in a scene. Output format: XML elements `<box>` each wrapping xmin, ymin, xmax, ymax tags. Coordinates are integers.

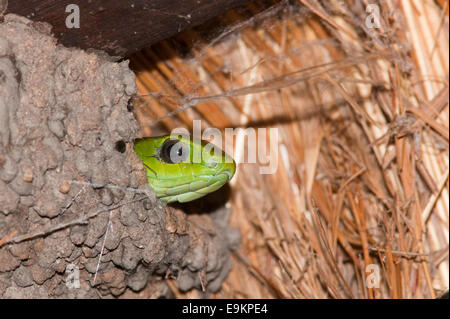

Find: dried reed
<box><xmin>130</xmin><ymin>0</ymin><xmax>449</xmax><ymax>298</ymax></box>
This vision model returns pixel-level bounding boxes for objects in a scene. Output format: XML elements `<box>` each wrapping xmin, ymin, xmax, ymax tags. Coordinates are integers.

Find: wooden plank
<box><xmin>5</xmin><ymin>0</ymin><xmax>251</xmax><ymax>57</ymax></box>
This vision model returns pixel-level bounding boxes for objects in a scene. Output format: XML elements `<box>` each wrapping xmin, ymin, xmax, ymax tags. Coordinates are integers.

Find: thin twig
<box><xmin>422</xmin><ymin>167</ymin><xmax>449</xmax><ymax>227</ymax></box>
<box><xmin>93</xmin><ymin>211</ymin><xmax>113</xmax><ymax>284</ymax></box>
<box><xmin>1</xmin><ymin>197</ymin><xmax>148</xmax><ymax>247</ymax></box>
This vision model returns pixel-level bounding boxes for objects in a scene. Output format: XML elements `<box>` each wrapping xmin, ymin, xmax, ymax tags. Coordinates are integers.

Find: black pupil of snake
<box><xmin>160</xmin><ymin>139</ymin><xmax>188</xmax><ymax>164</ymax></box>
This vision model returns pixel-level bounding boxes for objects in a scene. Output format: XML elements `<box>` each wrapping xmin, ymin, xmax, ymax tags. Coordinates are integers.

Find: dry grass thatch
<box><xmin>130</xmin><ymin>0</ymin><xmax>449</xmax><ymax>298</ymax></box>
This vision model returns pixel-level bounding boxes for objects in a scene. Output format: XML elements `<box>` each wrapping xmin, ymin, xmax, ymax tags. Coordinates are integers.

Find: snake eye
<box><xmin>160</xmin><ymin>139</ymin><xmax>189</xmax><ymax>164</ymax></box>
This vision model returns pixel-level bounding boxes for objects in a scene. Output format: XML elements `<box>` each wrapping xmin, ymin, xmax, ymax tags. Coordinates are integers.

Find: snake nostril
<box><xmin>206</xmin><ymin>160</ymin><xmax>218</xmax><ymax>168</ymax></box>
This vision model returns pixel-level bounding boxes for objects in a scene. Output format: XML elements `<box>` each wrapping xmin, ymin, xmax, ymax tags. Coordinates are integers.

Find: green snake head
<box><xmin>134</xmin><ymin>135</ymin><xmax>236</xmax><ymax>203</ymax></box>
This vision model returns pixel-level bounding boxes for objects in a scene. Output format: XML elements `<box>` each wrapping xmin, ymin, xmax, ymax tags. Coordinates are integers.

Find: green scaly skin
<box><xmin>134</xmin><ymin>135</ymin><xmax>236</xmax><ymax>203</ymax></box>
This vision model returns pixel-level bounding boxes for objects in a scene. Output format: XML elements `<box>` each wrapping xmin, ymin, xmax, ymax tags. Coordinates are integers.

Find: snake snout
<box><xmin>217</xmin><ymin>162</ymin><xmax>236</xmax><ymax>181</ymax></box>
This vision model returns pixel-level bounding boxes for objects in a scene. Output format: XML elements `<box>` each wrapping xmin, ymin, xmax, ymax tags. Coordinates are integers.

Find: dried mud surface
<box><xmin>0</xmin><ymin>14</ymin><xmax>239</xmax><ymax>298</ymax></box>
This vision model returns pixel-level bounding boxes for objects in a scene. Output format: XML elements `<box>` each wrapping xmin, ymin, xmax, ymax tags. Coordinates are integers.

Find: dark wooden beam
<box><xmin>5</xmin><ymin>0</ymin><xmax>252</xmax><ymax>57</ymax></box>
